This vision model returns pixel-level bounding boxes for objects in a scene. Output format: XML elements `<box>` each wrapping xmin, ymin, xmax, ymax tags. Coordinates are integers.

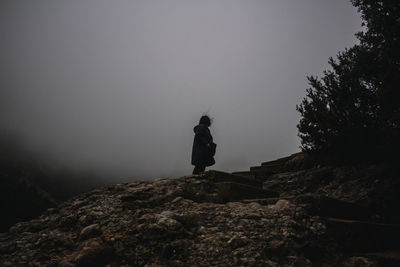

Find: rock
<box><xmin>58</xmin><ymin>260</ymin><xmax>75</xmax><ymax>267</ymax></box>
<box><xmin>79</xmin><ymin>214</ymin><xmax>94</xmax><ymax>226</ymax></box>
<box><xmin>159</xmin><ymin>210</ymin><xmax>175</xmax><ymax>218</ymax></box>
<box><xmin>227</xmin><ymin>235</ymin><xmax>249</xmax><ymax>249</ymax></box>
<box><xmin>262</xmin><ymin>180</ymin><xmax>282</xmax><ymax>190</ymax></box>
<box><xmin>73</xmin><ymin>238</ymin><xmax>114</xmax><ymax>266</ymax></box>
<box><xmin>343</xmin><ymin>256</ymin><xmax>378</xmax><ymax>267</ymax></box>
<box><xmin>155</xmin><ymin>211</ymin><xmax>183</xmax><ymax>232</ymax></box>
<box><xmin>80</xmin><ymin>224</ymin><xmax>101</xmax><ymax>240</ymax></box>
<box><xmin>172</xmin><ymin>197</ymin><xmax>183</xmax><ymax>203</ymax></box>
<box><xmin>197</xmin><ymin>226</ymin><xmax>206</xmax><ymax>234</ymax></box>
<box><xmin>59</xmin><ymin>215</ymin><xmax>78</xmax><ymax>228</ymax></box>
<box><xmin>2</xmin><ymin>261</ymin><xmax>13</xmax><ymax>267</ymax></box>
<box><xmin>270</xmin><ymin>199</ymin><xmax>291</xmax><ymax>211</ymax></box>
<box><xmin>157</xmin><ymin>216</ymin><xmax>182</xmax><ymax>232</ymax></box>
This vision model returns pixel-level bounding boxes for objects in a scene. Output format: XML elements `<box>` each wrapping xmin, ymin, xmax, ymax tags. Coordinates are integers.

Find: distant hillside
<box><xmin>0</xmin><ymin>133</ymin><xmax>110</xmax><ymax>232</ymax></box>
<box><xmin>0</xmin><ymin>173</ymin><xmax>56</xmax><ymax>231</ymax></box>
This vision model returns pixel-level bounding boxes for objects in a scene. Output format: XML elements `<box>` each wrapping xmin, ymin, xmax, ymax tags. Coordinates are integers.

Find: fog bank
<box><xmin>0</xmin><ymin>0</ymin><xmax>362</xmax><ymax>179</ymax></box>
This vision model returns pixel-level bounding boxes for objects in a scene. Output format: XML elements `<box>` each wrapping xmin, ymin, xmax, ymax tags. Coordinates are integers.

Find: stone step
<box><xmin>204</xmin><ymin>170</ymin><xmax>262</xmax><ymax>188</ymax></box>
<box><xmin>250</xmin><ymin>164</ymin><xmax>282</xmax><ymax>173</ymax></box>
<box><xmin>295</xmin><ymin>195</ymin><xmax>373</xmax><ymax>221</ymax></box>
<box><xmin>361</xmin><ymin>250</ymin><xmax>400</xmax><ymax>266</ymax></box>
<box><xmin>260</xmin><ymin>162</ymin><xmax>284</xmax><ymax>168</ymax></box>
<box><xmin>240</xmin><ymin>198</ymin><xmax>280</xmax><ymax>205</ymax></box>
<box><xmin>260</xmin><ymin>152</ymin><xmax>301</xmax><ymax>166</ymax></box>
<box><xmin>231</xmin><ymin>171</ymin><xmax>255</xmax><ymax>180</ymax></box>
<box><xmin>240</xmin><ymin>196</ymin><xmax>295</xmax><ymax>205</ymax></box>
<box><xmin>325</xmin><ymin>218</ymin><xmax>400</xmax><ymax>252</ymax></box>
<box><xmin>252</xmin><ymin>171</ymin><xmax>276</xmax><ymax>181</ymax></box>
<box><xmin>215</xmin><ymin>182</ymin><xmax>279</xmax><ymax>203</ymax></box>
<box><xmin>261</xmin><ymin>171</ymin><xmax>306</xmax><ymax>192</ymax></box>
<box><xmin>249</xmin><ymin>165</ymin><xmax>280</xmax><ymax>181</ymax></box>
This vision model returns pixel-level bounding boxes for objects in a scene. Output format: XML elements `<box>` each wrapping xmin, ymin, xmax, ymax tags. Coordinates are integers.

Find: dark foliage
<box><xmin>297</xmin><ymin>0</ymin><xmax>400</xmax><ymax>162</ymax></box>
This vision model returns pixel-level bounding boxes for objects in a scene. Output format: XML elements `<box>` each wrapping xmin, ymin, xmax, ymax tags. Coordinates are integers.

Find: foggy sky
<box><xmin>0</xmin><ymin>0</ymin><xmax>362</xmax><ymax>180</ymax></box>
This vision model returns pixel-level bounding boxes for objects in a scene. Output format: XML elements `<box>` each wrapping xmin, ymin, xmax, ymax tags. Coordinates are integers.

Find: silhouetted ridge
<box><xmin>1</xmin><ymin>152</ymin><xmax>399</xmax><ymax>266</ymax></box>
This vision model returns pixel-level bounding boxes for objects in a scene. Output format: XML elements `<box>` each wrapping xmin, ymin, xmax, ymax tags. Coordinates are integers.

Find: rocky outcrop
<box><xmin>0</xmin><ymin>173</ymin><xmax>327</xmax><ymax>266</ymax></box>
<box><xmin>1</xmin><ymin>153</ymin><xmax>400</xmax><ymax>266</ymax></box>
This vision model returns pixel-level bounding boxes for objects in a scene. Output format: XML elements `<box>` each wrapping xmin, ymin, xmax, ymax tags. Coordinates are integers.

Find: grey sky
<box><xmin>0</xmin><ymin>0</ymin><xmax>362</xmax><ymax>179</ymax></box>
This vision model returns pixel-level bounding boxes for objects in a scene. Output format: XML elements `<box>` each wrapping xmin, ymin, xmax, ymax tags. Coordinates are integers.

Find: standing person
<box><xmin>191</xmin><ymin>115</ymin><xmax>216</xmax><ymax>174</ymax></box>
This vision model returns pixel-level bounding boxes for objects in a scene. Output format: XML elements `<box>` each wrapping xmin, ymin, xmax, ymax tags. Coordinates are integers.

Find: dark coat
<box><xmin>191</xmin><ymin>124</ymin><xmax>216</xmax><ymax>167</ymax></box>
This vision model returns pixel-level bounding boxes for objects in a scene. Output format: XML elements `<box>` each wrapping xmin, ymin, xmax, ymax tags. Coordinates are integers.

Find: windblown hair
<box><xmin>199</xmin><ymin>115</ymin><xmax>212</xmax><ymax>127</ymax></box>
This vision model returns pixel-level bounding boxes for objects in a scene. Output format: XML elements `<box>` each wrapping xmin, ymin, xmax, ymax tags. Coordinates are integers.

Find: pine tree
<box><xmin>297</xmin><ymin>0</ymin><xmax>400</xmax><ymax>161</ymax></box>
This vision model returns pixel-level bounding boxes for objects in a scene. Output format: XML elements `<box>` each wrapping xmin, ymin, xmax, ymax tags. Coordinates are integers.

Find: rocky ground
<box><xmin>1</xmin><ymin>153</ymin><xmax>400</xmax><ymax>266</ymax></box>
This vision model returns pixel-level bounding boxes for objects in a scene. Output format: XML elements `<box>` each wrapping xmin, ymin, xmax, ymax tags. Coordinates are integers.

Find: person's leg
<box><xmin>193</xmin><ymin>165</ymin><xmax>206</xmax><ymax>175</ymax></box>
<box><xmin>199</xmin><ymin>165</ymin><xmax>206</xmax><ymax>173</ymax></box>
<box><xmin>193</xmin><ymin>165</ymin><xmax>201</xmax><ymax>174</ymax></box>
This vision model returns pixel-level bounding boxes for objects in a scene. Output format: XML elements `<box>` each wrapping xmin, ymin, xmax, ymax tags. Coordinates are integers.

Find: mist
<box><xmin>0</xmin><ymin>0</ymin><xmax>362</xmax><ymax>180</ymax></box>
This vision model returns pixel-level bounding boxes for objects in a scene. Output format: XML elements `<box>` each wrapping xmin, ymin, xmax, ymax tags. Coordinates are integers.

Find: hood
<box><xmin>193</xmin><ymin>124</ymin><xmax>207</xmax><ymax>133</ymax></box>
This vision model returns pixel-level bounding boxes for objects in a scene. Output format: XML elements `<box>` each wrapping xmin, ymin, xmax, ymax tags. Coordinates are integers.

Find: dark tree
<box><xmin>297</xmin><ymin>0</ymin><xmax>400</xmax><ymax>162</ymax></box>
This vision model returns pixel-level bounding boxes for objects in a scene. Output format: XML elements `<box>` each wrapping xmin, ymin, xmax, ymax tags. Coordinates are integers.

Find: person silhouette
<box><xmin>191</xmin><ymin>115</ymin><xmax>216</xmax><ymax>174</ymax></box>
